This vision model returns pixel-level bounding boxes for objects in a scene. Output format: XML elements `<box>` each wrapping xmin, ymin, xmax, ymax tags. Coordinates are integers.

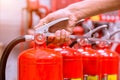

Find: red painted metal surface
<box><xmin>97</xmin><ymin>47</ymin><xmax>119</xmax><ymax>80</ymax></box>
<box><xmin>18</xmin><ymin>34</ymin><xmax>63</xmax><ymax>80</ymax></box>
<box><xmin>115</xmin><ymin>44</ymin><xmax>120</xmax><ymax>54</ymax></box>
<box><xmin>81</xmin><ymin>45</ymin><xmax>100</xmax><ymax>80</ymax></box>
<box><xmin>54</xmin><ymin>45</ymin><xmax>83</xmax><ymax>80</ymax></box>
<box><xmin>73</xmin><ymin>26</ymin><xmax>84</xmax><ymax>36</ymax></box>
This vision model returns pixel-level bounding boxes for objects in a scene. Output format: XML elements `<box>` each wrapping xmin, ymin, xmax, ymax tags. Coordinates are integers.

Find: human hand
<box><xmin>27</xmin><ymin>29</ymin><xmax>70</xmax><ymax>48</ymax></box>
<box><xmin>34</xmin><ymin>8</ymin><xmax>78</xmax><ymax>33</ymax></box>
<box><xmin>47</xmin><ymin>29</ymin><xmax>70</xmax><ymax>46</ymax></box>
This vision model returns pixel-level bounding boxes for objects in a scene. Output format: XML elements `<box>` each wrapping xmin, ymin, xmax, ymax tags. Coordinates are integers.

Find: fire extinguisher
<box><xmin>97</xmin><ymin>43</ymin><xmax>119</xmax><ymax>80</ymax></box>
<box><xmin>115</xmin><ymin>44</ymin><xmax>120</xmax><ymax>53</ymax></box>
<box><xmin>113</xmin><ymin>27</ymin><xmax>120</xmax><ymax>54</ymax></box>
<box><xmin>49</xmin><ymin>19</ymin><xmax>86</xmax><ymax>80</ymax></box>
<box><xmin>71</xmin><ymin>38</ymin><xmax>99</xmax><ymax>80</ymax></box>
<box><xmin>95</xmin><ymin>29</ymin><xmax>120</xmax><ymax>80</ymax></box>
<box><xmin>54</xmin><ymin>44</ymin><xmax>83</xmax><ymax>80</ymax></box>
<box><xmin>0</xmin><ymin>18</ymin><xmax>69</xmax><ymax>80</ymax></box>
<box><xmin>0</xmin><ymin>34</ymin><xmax>63</xmax><ymax>80</ymax></box>
<box><xmin>79</xmin><ymin>39</ymin><xmax>101</xmax><ymax>80</ymax></box>
<box><xmin>69</xmin><ymin>25</ymin><xmax>108</xmax><ymax>80</ymax></box>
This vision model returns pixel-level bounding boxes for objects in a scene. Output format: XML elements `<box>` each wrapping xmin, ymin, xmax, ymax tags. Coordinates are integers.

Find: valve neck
<box><xmin>62</xmin><ymin>43</ymin><xmax>69</xmax><ymax>47</ymax></box>
<box><xmin>35</xmin><ymin>42</ymin><xmax>46</xmax><ymax>49</ymax></box>
<box><xmin>34</xmin><ymin>34</ymin><xmax>47</xmax><ymax>48</ymax></box>
<box><xmin>97</xmin><ymin>41</ymin><xmax>111</xmax><ymax>50</ymax></box>
<box><xmin>84</xmin><ymin>45</ymin><xmax>92</xmax><ymax>48</ymax></box>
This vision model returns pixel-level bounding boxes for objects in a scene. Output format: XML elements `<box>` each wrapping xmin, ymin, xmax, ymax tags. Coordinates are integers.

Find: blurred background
<box><xmin>0</xmin><ymin>0</ymin><xmax>50</xmax><ymax>80</ymax></box>
<box><xmin>0</xmin><ymin>0</ymin><xmax>120</xmax><ymax>80</ymax></box>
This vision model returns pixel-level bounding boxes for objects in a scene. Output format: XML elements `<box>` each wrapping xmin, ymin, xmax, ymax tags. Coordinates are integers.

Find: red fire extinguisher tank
<box><xmin>18</xmin><ymin>34</ymin><xmax>63</xmax><ymax>80</ymax></box>
<box><xmin>81</xmin><ymin>45</ymin><xmax>100</xmax><ymax>80</ymax></box>
<box><xmin>54</xmin><ymin>45</ymin><xmax>83</xmax><ymax>80</ymax></box>
<box><xmin>97</xmin><ymin>48</ymin><xmax>119</xmax><ymax>80</ymax></box>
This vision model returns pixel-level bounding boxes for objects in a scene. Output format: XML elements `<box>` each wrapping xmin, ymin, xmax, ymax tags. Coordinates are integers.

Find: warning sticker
<box><xmin>71</xmin><ymin>78</ymin><xmax>81</xmax><ymax>80</ymax></box>
<box><xmin>87</xmin><ymin>76</ymin><xmax>98</xmax><ymax>80</ymax></box>
<box><xmin>108</xmin><ymin>74</ymin><xmax>117</xmax><ymax>80</ymax></box>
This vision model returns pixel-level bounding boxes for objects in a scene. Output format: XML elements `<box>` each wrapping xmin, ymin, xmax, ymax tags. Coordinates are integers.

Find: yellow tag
<box><xmin>90</xmin><ymin>15</ymin><xmax>100</xmax><ymax>21</ymax></box>
<box><xmin>108</xmin><ymin>74</ymin><xmax>117</xmax><ymax>80</ymax></box>
<box><xmin>87</xmin><ymin>76</ymin><xmax>98</xmax><ymax>80</ymax></box>
<box><xmin>71</xmin><ymin>78</ymin><xmax>81</xmax><ymax>80</ymax></box>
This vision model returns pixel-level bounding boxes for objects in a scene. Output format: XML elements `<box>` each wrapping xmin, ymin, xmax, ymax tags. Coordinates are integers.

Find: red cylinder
<box><xmin>115</xmin><ymin>44</ymin><xmax>120</xmax><ymax>54</ymax></box>
<box><xmin>97</xmin><ymin>48</ymin><xmax>119</xmax><ymax>80</ymax></box>
<box><xmin>18</xmin><ymin>43</ymin><xmax>63</xmax><ymax>80</ymax></box>
<box><xmin>54</xmin><ymin>45</ymin><xmax>83</xmax><ymax>80</ymax></box>
<box><xmin>73</xmin><ymin>26</ymin><xmax>84</xmax><ymax>36</ymax></box>
<box><xmin>81</xmin><ymin>46</ymin><xmax>100</xmax><ymax>80</ymax></box>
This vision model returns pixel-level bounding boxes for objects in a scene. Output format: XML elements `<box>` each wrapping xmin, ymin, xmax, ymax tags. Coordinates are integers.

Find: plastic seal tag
<box><xmin>87</xmin><ymin>75</ymin><xmax>98</xmax><ymax>80</ymax></box>
<box><xmin>108</xmin><ymin>74</ymin><xmax>117</xmax><ymax>80</ymax></box>
<box><xmin>71</xmin><ymin>78</ymin><xmax>81</xmax><ymax>80</ymax></box>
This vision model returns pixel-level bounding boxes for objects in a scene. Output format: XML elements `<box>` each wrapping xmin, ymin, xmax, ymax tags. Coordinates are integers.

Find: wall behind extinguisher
<box><xmin>0</xmin><ymin>0</ymin><xmax>50</xmax><ymax>80</ymax></box>
<box><xmin>0</xmin><ymin>1</ymin><xmax>26</xmax><ymax>80</ymax></box>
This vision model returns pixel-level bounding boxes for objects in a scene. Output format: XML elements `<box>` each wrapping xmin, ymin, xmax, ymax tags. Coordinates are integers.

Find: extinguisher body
<box><xmin>18</xmin><ymin>45</ymin><xmax>63</xmax><ymax>80</ymax></box>
<box><xmin>115</xmin><ymin>43</ymin><xmax>120</xmax><ymax>54</ymax></box>
<box><xmin>81</xmin><ymin>46</ymin><xmax>100</xmax><ymax>80</ymax></box>
<box><xmin>97</xmin><ymin>49</ymin><xmax>119</xmax><ymax>80</ymax></box>
<box><xmin>55</xmin><ymin>46</ymin><xmax>83</xmax><ymax>80</ymax></box>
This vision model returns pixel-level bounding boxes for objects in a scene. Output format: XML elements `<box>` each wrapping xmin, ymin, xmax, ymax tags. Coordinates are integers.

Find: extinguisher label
<box><xmin>71</xmin><ymin>78</ymin><xmax>81</xmax><ymax>80</ymax></box>
<box><xmin>87</xmin><ymin>76</ymin><xmax>98</xmax><ymax>80</ymax></box>
<box><xmin>108</xmin><ymin>74</ymin><xmax>117</xmax><ymax>80</ymax></box>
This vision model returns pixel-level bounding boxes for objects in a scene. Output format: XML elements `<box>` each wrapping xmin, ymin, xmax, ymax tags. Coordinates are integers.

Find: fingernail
<box><xmin>55</xmin><ymin>30</ymin><xmax>60</xmax><ymax>40</ymax></box>
<box><xmin>61</xmin><ymin>29</ymin><xmax>66</xmax><ymax>38</ymax></box>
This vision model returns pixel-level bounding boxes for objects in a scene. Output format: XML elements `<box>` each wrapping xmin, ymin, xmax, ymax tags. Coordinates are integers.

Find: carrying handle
<box><xmin>109</xmin><ymin>30</ymin><xmax>120</xmax><ymax>39</ymax></box>
<box><xmin>69</xmin><ymin>25</ymin><xmax>108</xmax><ymax>47</ymax></box>
<box><xmin>84</xmin><ymin>25</ymin><xmax>108</xmax><ymax>37</ymax></box>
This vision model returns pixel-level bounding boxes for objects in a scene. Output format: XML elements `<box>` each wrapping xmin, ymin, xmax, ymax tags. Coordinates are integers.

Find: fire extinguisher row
<box><xmin>69</xmin><ymin>24</ymin><xmax>120</xmax><ymax>80</ymax></box>
<box><xmin>0</xmin><ymin>18</ymin><xmax>120</xmax><ymax>80</ymax></box>
<box><xmin>0</xmin><ymin>18</ymin><xmax>69</xmax><ymax>80</ymax></box>
<box><xmin>70</xmin><ymin>29</ymin><xmax>120</xmax><ymax>80</ymax></box>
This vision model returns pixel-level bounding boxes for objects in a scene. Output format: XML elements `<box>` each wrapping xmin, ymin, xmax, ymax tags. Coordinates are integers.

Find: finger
<box><xmin>65</xmin><ymin>31</ymin><xmax>70</xmax><ymax>42</ymax></box>
<box><xmin>34</xmin><ymin>13</ymin><xmax>55</xmax><ymax>29</ymax></box>
<box><xmin>67</xmin><ymin>15</ymin><xmax>78</xmax><ymax>33</ymax></box>
<box><xmin>34</xmin><ymin>19</ymin><xmax>47</xmax><ymax>29</ymax></box>
<box><xmin>27</xmin><ymin>29</ymin><xmax>35</xmax><ymax>35</ymax></box>
<box><xmin>55</xmin><ymin>30</ymin><xmax>61</xmax><ymax>40</ymax></box>
<box><xmin>47</xmin><ymin>34</ymin><xmax>55</xmax><ymax>43</ymax></box>
<box><xmin>53</xmin><ymin>30</ymin><xmax>61</xmax><ymax>44</ymax></box>
<box><xmin>34</xmin><ymin>9</ymin><xmax>69</xmax><ymax>30</ymax></box>
<box><xmin>60</xmin><ymin>29</ymin><xmax>66</xmax><ymax>43</ymax></box>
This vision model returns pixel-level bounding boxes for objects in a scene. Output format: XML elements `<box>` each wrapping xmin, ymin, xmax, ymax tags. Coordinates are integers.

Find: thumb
<box><xmin>67</xmin><ymin>15</ymin><xmax>78</xmax><ymax>33</ymax></box>
<box><xmin>34</xmin><ymin>14</ymin><xmax>53</xmax><ymax>29</ymax></box>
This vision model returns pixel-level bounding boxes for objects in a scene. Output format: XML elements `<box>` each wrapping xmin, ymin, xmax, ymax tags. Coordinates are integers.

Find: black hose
<box><xmin>0</xmin><ymin>36</ymin><xmax>25</xmax><ymax>80</ymax></box>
